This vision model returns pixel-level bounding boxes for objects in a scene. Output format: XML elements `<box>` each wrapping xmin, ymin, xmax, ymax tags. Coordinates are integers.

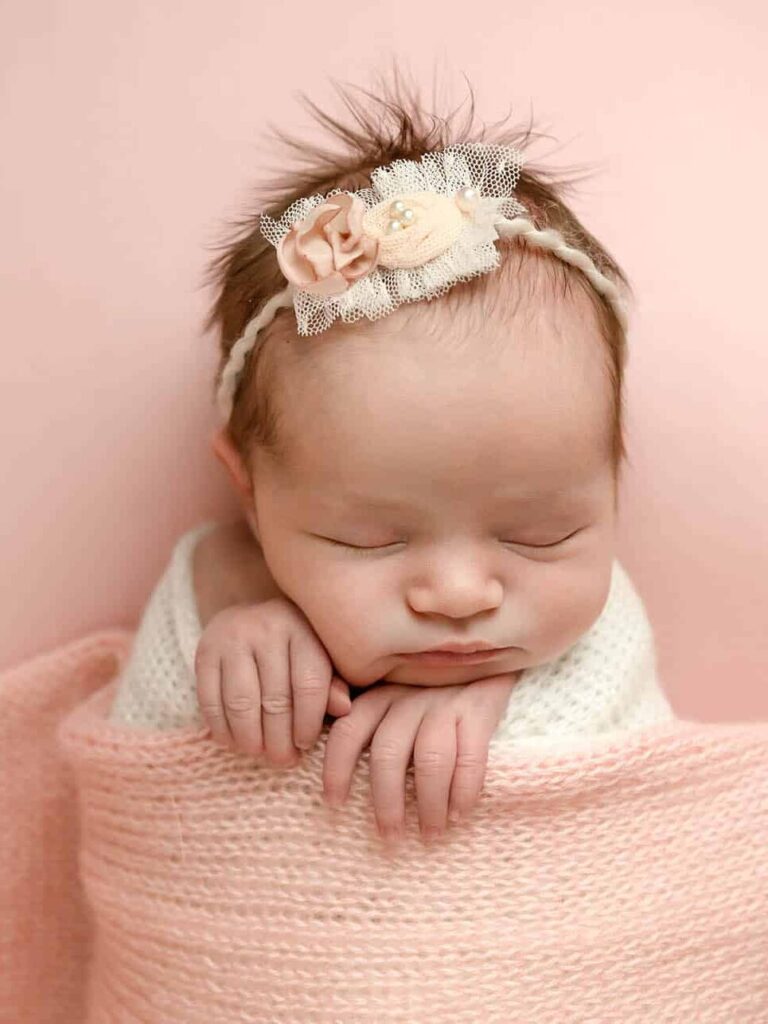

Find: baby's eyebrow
<box><xmin>336</xmin><ymin>487</ymin><xmax>579</xmax><ymax>513</ymax></box>
<box><xmin>336</xmin><ymin>493</ymin><xmax>413</xmax><ymax>513</ymax></box>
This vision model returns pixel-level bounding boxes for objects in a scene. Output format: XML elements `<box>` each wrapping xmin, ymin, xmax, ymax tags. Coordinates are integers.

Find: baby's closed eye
<box><xmin>313</xmin><ymin>525</ymin><xmax>586</xmax><ymax>554</ymax></box>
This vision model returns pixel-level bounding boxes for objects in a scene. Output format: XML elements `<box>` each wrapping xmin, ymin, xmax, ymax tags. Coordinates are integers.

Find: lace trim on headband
<box><xmin>259</xmin><ymin>143</ymin><xmax>528</xmax><ymax>336</ymax></box>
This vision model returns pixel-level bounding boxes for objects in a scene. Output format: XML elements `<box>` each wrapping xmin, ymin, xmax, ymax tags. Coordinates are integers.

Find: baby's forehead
<box><xmin>264</xmin><ymin>304</ymin><xmax>612</xmax><ymax>509</ymax></box>
<box><xmin>274</xmin><ymin>287</ymin><xmax>610</xmax><ymax>456</ymax></box>
<box><xmin>269</xmin><ymin>423</ymin><xmax>609</xmax><ymax>524</ymax></box>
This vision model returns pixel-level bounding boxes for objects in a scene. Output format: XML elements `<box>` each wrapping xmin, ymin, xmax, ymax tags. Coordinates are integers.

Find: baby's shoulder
<box><xmin>192</xmin><ymin>520</ymin><xmax>243</xmax><ymax>628</ymax></box>
<box><xmin>192</xmin><ymin>519</ymin><xmax>282</xmax><ymax>629</ymax></box>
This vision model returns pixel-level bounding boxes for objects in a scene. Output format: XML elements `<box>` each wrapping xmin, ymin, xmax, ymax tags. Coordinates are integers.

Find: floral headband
<box><xmin>216</xmin><ymin>142</ymin><xmax>628</xmax><ymax>421</ymax></box>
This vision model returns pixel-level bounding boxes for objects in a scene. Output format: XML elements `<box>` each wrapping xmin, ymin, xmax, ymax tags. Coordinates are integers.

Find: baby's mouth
<box><xmin>398</xmin><ymin>647</ymin><xmax>515</xmax><ymax>666</ymax></box>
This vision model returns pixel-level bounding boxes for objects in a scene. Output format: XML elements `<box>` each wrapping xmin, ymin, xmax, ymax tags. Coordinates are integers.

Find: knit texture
<box><xmin>66</xmin><ymin>677</ymin><xmax>768</xmax><ymax>1022</ymax></box>
<box><xmin>3</xmin><ymin>631</ymin><xmax>768</xmax><ymax>1022</ymax></box>
<box><xmin>108</xmin><ymin>521</ymin><xmax>676</xmax><ymax>749</ymax></box>
<box><xmin>107</xmin><ymin>521</ymin><xmax>216</xmax><ymax>730</ymax></box>
<box><xmin>0</xmin><ymin>630</ymin><xmax>133</xmax><ymax>1024</ymax></box>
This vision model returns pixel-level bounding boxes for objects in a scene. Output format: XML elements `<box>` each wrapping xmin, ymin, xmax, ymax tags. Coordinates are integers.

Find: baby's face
<box><xmin>249</xmin><ymin>295</ymin><xmax>618</xmax><ymax>688</ymax></box>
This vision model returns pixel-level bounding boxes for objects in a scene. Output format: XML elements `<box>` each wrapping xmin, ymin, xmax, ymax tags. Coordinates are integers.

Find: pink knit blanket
<box><xmin>2</xmin><ymin>631</ymin><xmax>767</xmax><ymax>1023</ymax></box>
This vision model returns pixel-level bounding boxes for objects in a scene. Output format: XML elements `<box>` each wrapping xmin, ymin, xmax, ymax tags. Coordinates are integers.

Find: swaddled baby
<box><xmin>109</xmin><ymin>92</ymin><xmax>675</xmax><ymax>848</ymax></box>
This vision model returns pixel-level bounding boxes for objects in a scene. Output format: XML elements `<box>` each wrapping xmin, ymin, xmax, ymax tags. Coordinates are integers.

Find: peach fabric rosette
<box><xmin>361</xmin><ymin>191</ymin><xmax>468</xmax><ymax>269</ymax></box>
<box><xmin>259</xmin><ymin>143</ymin><xmax>529</xmax><ymax>336</ymax></box>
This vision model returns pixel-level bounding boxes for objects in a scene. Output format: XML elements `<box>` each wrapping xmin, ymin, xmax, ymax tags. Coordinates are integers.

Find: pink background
<box><xmin>1</xmin><ymin>2</ymin><xmax>766</xmax><ymax>720</ymax></box>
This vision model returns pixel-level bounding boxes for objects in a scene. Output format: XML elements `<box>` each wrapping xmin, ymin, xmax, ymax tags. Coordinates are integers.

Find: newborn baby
<box><xmin>53</xmin><ymin>98</ymin><xmax>765</xmax><ymax>1024</ymax></box>
<box><xmin>109</xmin><ymin>248</ymin><xmax>675</xmax><ymax>844</ymax></box>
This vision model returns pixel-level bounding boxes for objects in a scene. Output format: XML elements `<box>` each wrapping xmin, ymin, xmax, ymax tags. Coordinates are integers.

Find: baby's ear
<box><xmin>211</xmin><ymin>427</ymin><xmax>252</xmax><ymax>502</ymax></box>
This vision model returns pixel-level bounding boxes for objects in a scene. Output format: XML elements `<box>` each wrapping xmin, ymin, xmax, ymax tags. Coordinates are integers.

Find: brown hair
<box><xmin>203</xmin><ymin>64</ymin><xmax>632</xmax><ymax>480</ymax></box>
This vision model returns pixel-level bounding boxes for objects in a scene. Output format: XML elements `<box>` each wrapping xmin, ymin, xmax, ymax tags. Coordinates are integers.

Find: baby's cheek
<box><xmin>302</xmin><ymin>601</ymin><xmax>382</xmax><ymax>686</ymax></box>
<box><xmin>525</xmin><ymin>562</ymin><xmax>611</xmax><ymax>664</ymax></box>
<box><xmin>324</xmin><ymin>642</ymin><xmax>385</xmax><ymax>688</ymax></box>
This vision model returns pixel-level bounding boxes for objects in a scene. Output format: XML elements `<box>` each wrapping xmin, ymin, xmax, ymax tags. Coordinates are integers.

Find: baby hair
<box><xmin>203</xmin><ymin>65</ymin><xmax>632</xmax><ymax>481</ymax></box>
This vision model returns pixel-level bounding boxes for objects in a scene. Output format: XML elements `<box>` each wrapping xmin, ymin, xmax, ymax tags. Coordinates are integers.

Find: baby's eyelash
<box><xmin>501</xmin><ymin>528</ymin><xmax>583</xmax><ymax>549</ymax></box>
<box><xmin>321</xmin><ymin>529</ymin><xmax>583</xmax><ymax>553</ymax></box>
<box><xmin>323</xmin><ymin>538</ymin><xmax>401</xmax><ymax>553</ymax></box>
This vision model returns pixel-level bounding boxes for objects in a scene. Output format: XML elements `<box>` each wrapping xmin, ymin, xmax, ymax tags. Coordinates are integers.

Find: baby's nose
<box><xmin>407</xmin><ymin>574</ymin><xmax>503</xmax><ymax>619</ymax></box>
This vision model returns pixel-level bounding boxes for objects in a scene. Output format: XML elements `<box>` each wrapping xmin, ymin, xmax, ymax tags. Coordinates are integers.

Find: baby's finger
<box><xmin>447</xmin><ymin>713</ymin><xmax>491</xmax><ymax>823</ymax></box>
<box><xmin>220</xmin><ymin>650</ymin><xmax>263</xmax><ymax>757</ymax></box>
<box><xmin>257</xmin><ymin>645</ymin><xmax>300</xmax><ymax>768</ymax></box>
<box><xmin>323</xmin><ymin>688</ymin><xmax>391</xmax><ymax>810</ymax></box>
<box><xmin>289</xmin><ymin>633</ymin><xmax>332</xmax><ymax>751</ymax></box>
<box><xmin>326</xmin><ymin>676</ymin><xmax>352</xmax><ymax>719</ymax></box>
<box><xmin>412</xmin><ymin>712</ymin><xmax>457</xmax><ymax>842</ymax></box>
<box><xmin>195</xmin><ymin>646</ymin><xmax>233</xmax><ymax>750</ymax></box>
<box><xmin>368</xmin><ymin>700</ymin><xmax>424</xmax><ymax>845</ymax></box>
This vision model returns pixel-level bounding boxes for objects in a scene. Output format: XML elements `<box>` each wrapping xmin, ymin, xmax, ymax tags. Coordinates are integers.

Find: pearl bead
<box><xmin>386</xmin><ymin>219</ymin><xmax>403</xmax><ymax>234</ymax></box>
<box><xmin>400</xmin><ymin>207</ymin><xmax>415</xmax><ymax>224</ymax></box>
<box><xmin>390</xmin><ymin>200</ymin><xmax>407</xmax><ymax>217</ymax></box>
<box><xmin>455</xmin><ymin>186</ymin><xmax>479</xmax><ymax>212</ymax></box>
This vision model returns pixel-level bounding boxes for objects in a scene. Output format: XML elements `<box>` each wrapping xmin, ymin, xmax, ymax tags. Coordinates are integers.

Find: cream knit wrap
<box><xmin>107</xmin><ymin>523</ymin><xmax>676</xmax><ymax>749</ymax></box>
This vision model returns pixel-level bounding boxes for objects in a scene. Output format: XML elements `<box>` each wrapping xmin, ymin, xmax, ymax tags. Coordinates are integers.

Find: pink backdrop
<box><xmin>1</xmin><ymin>1</ymin><xmax>766</xmax><ymax>720</ymax></box>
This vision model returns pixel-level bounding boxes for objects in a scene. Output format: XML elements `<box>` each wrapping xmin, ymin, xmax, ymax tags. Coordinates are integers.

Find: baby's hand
<box><xmin>321</xmin><ymin>673</ymin><xmax>518</xmax><ymax>848</ymax></box>
<box><xmin>194</xmin><ymin>597</ymin><xmax>352</xmax><ymax>766</ymax></box>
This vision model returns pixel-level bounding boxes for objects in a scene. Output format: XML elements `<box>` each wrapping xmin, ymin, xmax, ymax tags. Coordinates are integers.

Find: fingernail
<box><xmin>448</xmin><ymin>809</ymin><xmax>461</xmax><ymax>824</ymax></box>
<box><xmin>421</xmin><ymin>826</ymin><xmax>441</xmax><ymax>845</ymax></box>
<box><xmin>324</xmin><ymin>793</ymin><xmax>343</xmax><ymax>809</ymax></box>
<box><xmin>379</xmin><ymin>826</ymin><xmax>402</xmax><ymax>845</ymax></box>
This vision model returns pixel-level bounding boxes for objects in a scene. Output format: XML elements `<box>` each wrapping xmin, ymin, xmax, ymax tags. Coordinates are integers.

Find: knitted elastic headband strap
<box><xmin>216</xmin><ymin>142</ymin><xmax>628</xmax><ymax>423</ymax></box>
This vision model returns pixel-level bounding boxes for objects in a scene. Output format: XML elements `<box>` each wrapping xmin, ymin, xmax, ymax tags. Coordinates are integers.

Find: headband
<box><xmin>216</xmin><ymin>142</ymin><xmax>628</xmax><ymax>422</ymax></box>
